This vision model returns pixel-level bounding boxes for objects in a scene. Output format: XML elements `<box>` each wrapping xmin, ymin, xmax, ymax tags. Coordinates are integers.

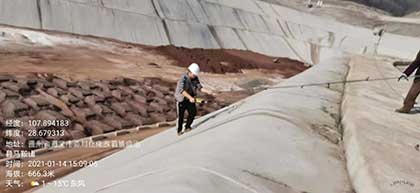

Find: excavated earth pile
<box><xmin>0</xmin><ymin>74</ymin><xmax>228</xmax><ymax>159</ymax></box>
<box><xmin>155</xmin><ymin>45</ymin><xmax>308</xmax><ymax>76</ymax></box>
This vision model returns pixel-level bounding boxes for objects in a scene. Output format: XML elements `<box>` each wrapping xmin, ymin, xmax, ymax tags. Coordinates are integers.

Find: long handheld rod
<box><xmin>265</xmin><ymin>74</ymin><xmax>420</xmax><ymax>90</ymax></box>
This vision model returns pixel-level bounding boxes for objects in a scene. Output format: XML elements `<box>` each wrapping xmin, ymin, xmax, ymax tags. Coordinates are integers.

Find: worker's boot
<box><xmin>395</xmin><ymin>107</ymin><xmax>411</xmax><ymax>114</ymax></box>
<box><xmin>397</xmin><ymin>80</ymin><xmax>420</xmax><ymax>114</ymax></box>
<box><xmin>177</xmin><ymin>131</ymin><xmax>184</xmax><ymax>136</ymax></box>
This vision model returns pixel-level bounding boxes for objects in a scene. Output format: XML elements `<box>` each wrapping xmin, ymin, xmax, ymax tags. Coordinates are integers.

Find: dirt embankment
<box><xmin>155</xmin><ymin>46</ymin><xmax>308</xmax><ymax>77</ymax></box>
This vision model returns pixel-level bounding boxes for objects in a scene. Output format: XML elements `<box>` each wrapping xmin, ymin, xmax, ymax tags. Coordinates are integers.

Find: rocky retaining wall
<box><xmin>0</xmin><ymin>74</ymin><xmax>226</xmax><ymax>159</ymax></box>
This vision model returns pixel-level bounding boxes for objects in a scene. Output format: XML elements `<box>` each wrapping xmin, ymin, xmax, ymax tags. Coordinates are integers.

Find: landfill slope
<box><xmin>33</xmin><ymin>53</ymin><xmax>354</xmax><ymax>193</ymax></box>
<box><xmin>1</xmin><ymin>0</ymin><xmax>412</xmax><ymax>63</ymax></box>
<box><xmin>343</xmin><ymin>56</ymin><xmax>420</xmax><ymax>193</ymax></box>
<box><xmin>1</xmin><ymin>0</ymin><xmax>420</xmax><ymax>193</ymax></box>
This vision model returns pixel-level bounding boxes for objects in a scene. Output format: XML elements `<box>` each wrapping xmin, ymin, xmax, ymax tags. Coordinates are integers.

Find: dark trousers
<box><xmin>403</xmin><ymin>79</ymin><xmax>420</xmax><ymax>110</ymax></box>
<box><xmin>177</xmin><ymin>100</ymin><xmax>197</xmax><ymax>133</ymax></box>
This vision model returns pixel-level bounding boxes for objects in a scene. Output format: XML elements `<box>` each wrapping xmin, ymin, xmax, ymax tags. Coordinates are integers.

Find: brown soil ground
<box><xmin>0</xmin><ymin>44</ymin><xmax>307</xmax><ymax>80</ymax></box>
<box><xmin>155</xmin><ymin>46</ymin><xmax>308</xmax><ymax>77</ymax></box>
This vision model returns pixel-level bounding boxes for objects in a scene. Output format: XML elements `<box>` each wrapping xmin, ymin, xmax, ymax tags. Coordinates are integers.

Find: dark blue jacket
<box><xmin>403</xmin><ymin>51</ymin><xmax>420</xmax><ymax>80</ymax></box>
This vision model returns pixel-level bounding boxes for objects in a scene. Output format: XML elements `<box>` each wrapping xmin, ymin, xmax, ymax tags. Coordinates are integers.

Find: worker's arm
<box><xmin>196</xmin><ymin>79</ymin><xmax>203</xmax><ymax>91</ymax></box>
<box><xmin>192</xmin><ymin>77</ymin><xmax>203</xmax><ymax>91</ymax></box>
<box><xmin>181</xmin><ymin>90</ymin><xmax>195</xmax><ymax>103</ymax></box>
<box><xmin>403</xmin><ymin>51</ymin><xmax>420</xmax><ymax>76</ymax></box>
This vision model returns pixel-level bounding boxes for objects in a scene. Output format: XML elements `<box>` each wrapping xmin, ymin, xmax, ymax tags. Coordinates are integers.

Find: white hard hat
<box><xmin>188</xmin><ymin>63</ymin><xmax>200</xmax><ymax>76</ymax></box>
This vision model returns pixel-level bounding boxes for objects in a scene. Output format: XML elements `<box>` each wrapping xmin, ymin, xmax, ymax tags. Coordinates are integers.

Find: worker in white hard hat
<box><xmin>174</xmin><ymin>63</ymin><xmax>203</xmax><ymax>135</ymax></box>
<box><xmin>396</xmin><ymin>50</ymin><xmax>420</xmax><ymax>113</ymax></box>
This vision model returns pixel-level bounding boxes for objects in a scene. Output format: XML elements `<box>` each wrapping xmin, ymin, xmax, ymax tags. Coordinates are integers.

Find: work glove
<box><xmin>195</xmin><ymin>97</ymin><xmax>205</xmax><ymax>104</ymax></box>
<box><xmin>398</xmin><ymin>74</ymin><xmax>408</xmax><ymax>81</ymax></box>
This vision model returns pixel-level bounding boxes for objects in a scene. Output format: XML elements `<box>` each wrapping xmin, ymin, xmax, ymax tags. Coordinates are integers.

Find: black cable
<box><xmin>372</xmin><ymin>57</ymin><xmax>406</xmax><ymax>100</ymax></box>
<box><xmin>265</xmin><ymin>74</ymin><xmax>420</xmax><ymax>90</ymax></box>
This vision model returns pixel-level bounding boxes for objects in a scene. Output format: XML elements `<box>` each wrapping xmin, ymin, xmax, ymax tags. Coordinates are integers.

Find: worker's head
<box><xmin>187</xmin><ymin>63</ymin><xmax>200</xmax><ymax>78</ymax></box>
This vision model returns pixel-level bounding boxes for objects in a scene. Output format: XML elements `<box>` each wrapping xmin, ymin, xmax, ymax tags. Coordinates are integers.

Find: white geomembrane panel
<box><xmin>155</xmin><ymin>0</ymin><xmax>197</xmax><ymax>22</ymax></box>
<box><xmin>165</xmin><ymin>20</ymin><xmax>220</xmax><ymax>48</ymax></box>
<box><xmin>34</xmin><ymin>56</ymin><xmax>353</xmax><ymax>193</ymax></box>
<box><xmin>211</xmin><ymin>26</ymin><xmax>246</xmax><ymax>49</ymax></box>
<box><xmin>200</xmin><ymin>1</ymin><xmax>245</xmax><ymax>29</ymax></box>
<box><xmin>101</xmin><ymin>0</ymin><xmax>158</xmax><ymax>17</ymax></box>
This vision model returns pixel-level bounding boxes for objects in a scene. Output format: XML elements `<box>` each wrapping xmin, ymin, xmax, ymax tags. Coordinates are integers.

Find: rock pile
<box><xmin>0</xmin><ymin>74</ymin><xmax>227</xmax><ymax>157</ymax></box>
<box><xmin>155</xmin><ymin>45</ymin><xmax>307</xmax><ymax>77</ymax></box>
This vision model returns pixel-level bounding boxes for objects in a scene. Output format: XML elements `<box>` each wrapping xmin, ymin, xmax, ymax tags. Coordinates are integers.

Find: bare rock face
<box><xmin>92</xmin><ymin>89</ymin><xmax>105</xmax><ymax>98</ymax></box>
<box><xmin>126</xmin><ymin>113</ymin><xmax>143</xmax><ymax>125</ymax></box>
<box><xmin>0</xmin><ymin>75</ymin><xmax>12</xmax><ymax>83</ymax></box>
<box><xmin>34</xmin><ymin>110</ymin><xmax>65</xmax><ymax>121</ymax></box>
<box><xmin>110</xmin><ymin>102</ymin><xmax>126</xmax><ymax>117</ymax></box>
<box><xmin>31</xmin><ymin>95</ymin><xmax>50</xmax><ymax>108</ymax></box>
<box><xmin>90</xmin><ymin>104</ymin><xmax>103</xmax><ymax>116</ymax></box>
<box><xmin>101</xmin><ymin>105</ymin><xmax>114</xmax><ymax>116</ymax></box>
<box><xmin>149</xmin><ymin>112</ymin><xmax>167</xmax><ymax>123</ymax></box>
<box><xmin>85</xmin><ymin>120</ymin><xmax>114</xmax><ymax>135</ymax></box>
<box><xmin>71</xmin><ymin>106</ymin><xmax>87</xmax><ymax>122</ymax></box>
<box><xmin>0</xmin><ymin>75</ymin><xmax>227</xmax><ymax>152</ymax></box>
<box><xmin>2</xmin><ymin>100</ymin><xmax>30</xmax><ymax>118</ymax></box>
<box><xmin>153</xmin><ymin>97</ymin><xmax>168</xmax><ymax>106</ymax></box>
<box><xmin>133</xmin><ymin>94</ymin><xmax>147</xmax><ymax>104</ymax></box>
<box><xmin>111</xmin><ymin>90</ymin><xmax>122</xmax><ymax>101</ymax></box>
<box><xmin>127</xmin><ymin>100</ymin><xmax>148</xmax><ymax>117</ymax></box>
<box><xmin>152</xmin><ymin>84</ymin><xmax>170</xmax><ymax>94</ymax></box>
<box><xmin>146</xmin><ymin>88</ymin><xmax>164</xmax><ymax>98</ymax></box>
<box><xmin>165</xmin><ymin>111</ymin><xmax>177</xmax><ymax>121</ymax></box>
<box><xmin>68</xmin><ymin>94</ymin><xmax>80</xmax><ymax>104</ymax></box>
<box><xmin>84</xmin><ymin>95</ymin><xmax>96</xmax><ymax>106</ymax></box>
<box><xmin>69</xmin><ymin>87</ymin><xmax>84</xmax><ymax>99</ymax></box>
<box><xmin>81</xmin><ymin>88</ymin><xmax>93</xmax><ymax>97</ymax></box>
<box><xmin>70</xmin><ymin>123</ymin><xmax>86</xmax><ymax>139</ymax></box>
<box><xmin>103</xmin><ymin>115</ymin><xmax>124</xmax><ymax>130</ymax></box>
<box><xmin>130</xmin><ymin>86</ymin><xmax>146</xmax><ymax>96</ymax></box>
<box><xmin>3</xmin><ymin>89</ymin><xmax>19</xmax><ymax>99</ymax></box>
<box><xmin>149</xmin><ymin>102</ymin><xmax>164</xmax><ymax>113</ymax></box>
<box><xmin>52</xmin><ymin>78</ymin><xmax>68</xmax><ymax>90</ymax></box>
<box><xmin>23</xmin><ymin>97</ymin><xmax>40</xmax><ymax>111</ymax></box>
<box><xmin>0</xmin><ymin>91</ymin><xmax>6</xmax><ymax>103</ymax></box>
<box><xmin>2</xmin><ymin>81</ymin><xmax>32</xmax><ymax>96</ymax></box>
<box><xmin>69</xmin><ymin>128</ymin><xmax>86</xmax><ymax>139</ymax></box>
<box><xmin>118</xmin><ymin>86</ymin><xmax>135</xmax><ymax>96</ymax></box>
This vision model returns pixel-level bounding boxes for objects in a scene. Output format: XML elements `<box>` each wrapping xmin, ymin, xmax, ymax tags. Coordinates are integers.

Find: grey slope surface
<box><xmin>33</xmin><ymin>55</ymin><xmax>353</xmax><ymax>193</ymax></box>
<box><xmin>1</xmin><ymin>0</ymin><xmax>419</xmax><ymax>61</ymax></box>
<box><xmin>343</xmin><ymin>56</ymin><xmax>420</xmax><ymax>193</ymax></box>
<box><xmin>2</xmin><ymin>0</ymin><xmax>420</xmax><ymax>193</ymax></box>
